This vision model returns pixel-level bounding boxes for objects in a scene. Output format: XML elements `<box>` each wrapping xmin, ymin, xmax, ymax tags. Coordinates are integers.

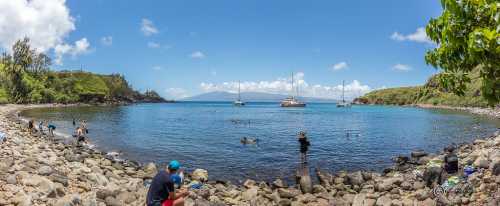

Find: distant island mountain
<box><xmin>183</xmin><ymin>91</ymin><xmax>337</xmax><ymax>103</ymax></box>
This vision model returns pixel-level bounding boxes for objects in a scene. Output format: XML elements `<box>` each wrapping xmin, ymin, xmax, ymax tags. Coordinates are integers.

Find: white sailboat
<box><xmin>281</xmin><ymin>72</ymin><xmax>306</xmax><ymax>107</ymax></box>
<box><xmin>337</xmin><ymin>80</ymin><xmax>351</xmax><ymax>107</ymax></box>
<box><xmin>234</xmin><ymin>81</ymin><xmax>245</xmax><ymax>106</ymax></box>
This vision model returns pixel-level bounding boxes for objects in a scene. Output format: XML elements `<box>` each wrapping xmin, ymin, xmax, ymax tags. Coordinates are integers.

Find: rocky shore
<box><xmin>0</xmin><ymin>104</ymin><xmax>499</xmax><ymax>206</ymax></box>
<box><xmin>414</xmin><ymin>104</ymin><xmax>500</xmax><ymax>119</ymax></box>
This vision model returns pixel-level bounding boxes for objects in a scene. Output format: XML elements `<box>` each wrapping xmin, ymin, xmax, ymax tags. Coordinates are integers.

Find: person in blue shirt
<box><xmin>146</xmin><ymin>160</ymin><xmax>188</xmax><ymax>206</ymax></box>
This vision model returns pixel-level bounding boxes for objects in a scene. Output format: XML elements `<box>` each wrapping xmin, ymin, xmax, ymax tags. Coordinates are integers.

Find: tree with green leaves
<box><xmin>425</xmin><ymin>0</ymin><xmax>499</xmax><ymax>106</ymax></box>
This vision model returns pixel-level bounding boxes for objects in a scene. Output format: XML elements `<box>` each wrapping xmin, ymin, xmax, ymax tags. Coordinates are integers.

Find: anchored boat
<box><xmin>337</xmin><ymin>80</ymin><xmax>351</xmax><ymax>108</ymax></box>
<box><xmin>281</xmin><ymin>72</ymin><xmax>306</xmax><ymax>107</ymax></box>
<box><xmin>234</xmin><ymin>81</ymin><xmax>245</xmax><ymax>106</ymax></box>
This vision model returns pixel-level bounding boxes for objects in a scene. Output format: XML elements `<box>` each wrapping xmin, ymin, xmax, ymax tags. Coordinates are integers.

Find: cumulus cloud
<box><xmin>141</xmin><ymin>18</ymin><xmax>158</xmax><ymax>36</ymax></box>
<box><xmin>392</xmin><ymin>64</ymin><xmax>412</xmax><ymax>71</ymax></box>
<box><xmin>390</xmin><ymin>27</ymin><xmax>432</xmax><ymax>44</ymax></box>
<box><xmin>54</xmin><ymin>38</ymin><xmax>90</xmax><ymax>65</ymax></box>
<box><xmin>0</xmin><ymin>0</ymin><xmax>91</xmax><ymax>65</ymax></box>
<box><xmin>190</xmin><ymin>51</ymin><xmax>205</xmax><ymax>59</ymax></box>
<box><xmin>200</xmin><ymin>72</ymin><xmax>371</xmax><ymax>100</ymax></box>
<box><xmin>165</xmin><ymin>87</ymin><xmax>189</xmax><ymax>99</ymax></box>
<box><xmin>0</xmin><ymin>0</ymin><xmax>75</xmax><ymax>52</ymax></box>
<box><xmin>331</xmin><ymin>62</ymin><xmax>348</xmax><ymax>71</ymax></box>
<box><xmin>100</xmin><ymin>36</ymin><xmax>112</xmax><ymax>46</ymax></box>
<box><xmin>147</xmin><ymin>41</ymin><xmax>160</xmax><ymax>48</ymax></box>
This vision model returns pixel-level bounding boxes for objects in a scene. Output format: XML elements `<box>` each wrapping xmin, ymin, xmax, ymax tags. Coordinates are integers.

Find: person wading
<box><xmin>146</xmin><ymin>160</ymin><xmax>188</xmax><ymax>206</ymax></box>
<box><xmin>297</xmin><ymin>131</ymin><xmax>312</xmax><ymax>193</ymax></box>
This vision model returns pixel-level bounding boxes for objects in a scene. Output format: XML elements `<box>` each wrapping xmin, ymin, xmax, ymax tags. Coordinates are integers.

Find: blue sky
<box><xmin>1</xmin><ymin>0</ymin><xmax>443</xmax><ymax>99</ymax></box>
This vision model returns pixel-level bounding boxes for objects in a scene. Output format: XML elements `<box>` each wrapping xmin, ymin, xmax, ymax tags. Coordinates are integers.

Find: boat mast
<box><xmin>238</xmin><ymin>81</ymin><xmax>241</xmax><ymax>101</ymax></box>
<box><xmin>291</xmin><ymin>72</ymin><xmax>294</xmax><ymax>99</ymax></box>
<box><xmin>296</xmin><ymin>74</ymin><xmax>299</xmax><ymax>99</ymax></box>
<box><xmin>342</xmin><ymin>80</ymin><xmax>345</xmax><ymax>103</ymax></box>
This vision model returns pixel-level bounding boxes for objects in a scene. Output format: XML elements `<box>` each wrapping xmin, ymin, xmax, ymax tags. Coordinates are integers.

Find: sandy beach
<box><xmin>0</xmin><ymin>104</ymin><xmax>499</xmax><ymax>206</ymax></box>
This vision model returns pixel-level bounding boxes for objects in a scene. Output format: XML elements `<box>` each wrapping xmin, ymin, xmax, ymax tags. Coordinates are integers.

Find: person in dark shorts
<box><xmin>28</xmin><ymin>119</ymin><xmax>35</xmax><ymax>134</ymax></box>
<box><xmin>146</xmin><ymin>160</ymin><xmax>188</xmax><ymax>206</ymax></box>
<box><xmin>75</xmin><ymin>127</ymin><xmax>85</xmax><ymax>146</ymax></box>
<box><xmin>444</xmin><ymin>146</ymin><xmax>458</xmax><ymax>174</ymax></box>
<box><xmin>298</xmin><ymin>131</ymin><xmax>310</xmax><ymax>164</ymax></box>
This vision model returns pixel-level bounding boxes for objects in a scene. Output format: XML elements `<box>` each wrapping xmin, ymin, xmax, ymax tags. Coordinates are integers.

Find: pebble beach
<box><xmin>0</xmin><ymin>104</ymin><xmax>499</xmax><ymax>206</ymax></box>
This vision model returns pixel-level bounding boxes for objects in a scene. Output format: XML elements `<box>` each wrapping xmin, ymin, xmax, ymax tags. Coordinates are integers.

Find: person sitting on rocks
<box><xmin>146</xmin><ymin>160</ymin><xmax>188</xmax><ymax>206</ymax></box>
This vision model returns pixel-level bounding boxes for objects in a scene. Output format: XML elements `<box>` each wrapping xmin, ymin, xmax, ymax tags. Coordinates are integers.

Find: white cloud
<box><xmin>100</xmin><ymin>36</ymin><xmax>112</xmax><ymax>46</ymax></box>
<box><xmin>392</xmin><ymin>64</ymin><xmax>412</xmax><ymax>71</ymax></box>
<box><xmin>390</xmin><ymin>27</ymin><xmax>432</xmax><ymax>44</ymax></box>
<box><xmin>331</xmin><ymin>62</ymin><xmax>348</xmax><ymax>71</ymax></box>
<box><xmin>141</xmin><ymin>18</ymin><xmax>158</xmax><ymax>36</ymax></box>
<box><xmin>0</xmin><ymin>0</ymin><xmax>75</xmax><ymax>52</ymax></box>
<box><xmin>54</xmin><ymin>38</ymin><xmax>90</xmax><ymax>65</ymax></box>
<box><xmin>200</xmin><ymin>72</ymin><xmax>371</xmax><ymax>100</ymax></box>
<box><xmin>190</xmin><ymin>51</ymin><xmax>205</xmax><ymax>59</ymax></box>
<box><xmin>165</xmin><ymin>87</ymin><xmax>189</xmax><ymax>99</ymax></box>
<box><xmin>147</xmin><ymin>41</ymin><xmax>160</xmax><ymax>48</ymax></box>
<box><xmin>152</xmin><ymin>66</ymin><xmax>162</xmax><ymax>71</ymax></box>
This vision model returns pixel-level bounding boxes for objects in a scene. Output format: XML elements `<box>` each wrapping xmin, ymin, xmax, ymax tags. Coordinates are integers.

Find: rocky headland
<box><xmin>0</xmin><ymin>104</ymin><xmax>499</xmax><ymax>206</ymax></box>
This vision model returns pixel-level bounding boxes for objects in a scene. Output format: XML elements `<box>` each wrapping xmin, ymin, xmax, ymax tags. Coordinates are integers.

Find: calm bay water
<box><xmin>22</xmin><ymin>102</ymin><xmax>499</xmax><ymax>183</ymax></box>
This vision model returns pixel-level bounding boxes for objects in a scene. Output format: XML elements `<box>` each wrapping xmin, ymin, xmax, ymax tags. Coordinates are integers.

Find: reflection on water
<box><xmin>21</xmin><ymin>102</ymin><xmax>500</xmax><ymax>182</ymax></box>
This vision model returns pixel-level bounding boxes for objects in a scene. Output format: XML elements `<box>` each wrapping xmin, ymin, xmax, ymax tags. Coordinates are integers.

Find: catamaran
<box><xmin>281</xmin><ymin>72</ymin><xmax>306</xmax><ymax>107</ymax></box>
<box><xmin>234</xmin><ymin>81</ymin><xmax>245</xmax><ymax>106</ymax></box>
<box><xmin>337</xmin><ymin>80</ymin><xmax>351</xmax><ymax>107</ymax></box>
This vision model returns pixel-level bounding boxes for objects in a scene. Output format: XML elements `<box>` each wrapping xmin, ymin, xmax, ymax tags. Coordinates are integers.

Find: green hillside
<box><xmin>0</xmin><ymin>38</ymin><xmax>168</xmax><ymax>104</ymax></box>
<box><xmin>354</xmin><ymin>71</ymin><xmax>489</xmax><ymax>107</ymax></box>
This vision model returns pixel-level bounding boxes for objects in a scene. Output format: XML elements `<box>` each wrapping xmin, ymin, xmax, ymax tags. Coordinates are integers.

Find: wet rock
<box><xmin>272</xmin><ymin>178</ymin><xmax>287</xmax><ymax>188</ymax></box>
<box><xmin>299</xmin><ymin>175</ymin><xmax>312</xmax><ymax>194</ymax></box>
<box><xmin>411</xmin><ymin>150</ymin><xmax>428</xmax><ymax>158</ymax></box>
<box><xmin>192</xmin><ymin>169</ymin><xmax>208</xmax><ymax>182</ymax></box>
<box><xmin>278</xmin><ymin>188</ymin><xmax>301</xmax><ymax>198</ymax></box>
<box><xmin>312</xmin><ymin>184</ymin><xmax>327</xmax><ymax>194</ymax></box>
<box><xmin>243</xmin><ymin>179</ymin><xmax>256</xmax><ymax>188</ymax></box>
<box><xmin>347</xmin><ymin>171</ymin><xmax>364</xmax><ymax>186</ymax></box>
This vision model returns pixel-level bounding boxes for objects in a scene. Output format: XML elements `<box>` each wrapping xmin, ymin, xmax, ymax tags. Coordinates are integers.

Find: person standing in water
<box><xmin>75</xmin><ymin>127</ymin><xmax>85</xmax><ymax>146</ymax></box>
<box><xmin>297</xmin><ymin>131</ymin><xmax>312</xmax><ymax>193</ymax></box>
<box><xmin>298</xmin><ymin>131</ymin><xmax>310</xmax><ymax>164</ymax></box>
<box><xmin>28</xmin><ymin>119</ymin><xmax>35</xmax><ymax>134</ymax></box>
<box><xmin>48</xmin><ymin>121</ymin><xmax>56</xmax><ymax>138</ymax></box>
<box><xmin>38</xmin><ymin>120</ymin><xmax>45</xmax><ymax>137</ymax></box>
